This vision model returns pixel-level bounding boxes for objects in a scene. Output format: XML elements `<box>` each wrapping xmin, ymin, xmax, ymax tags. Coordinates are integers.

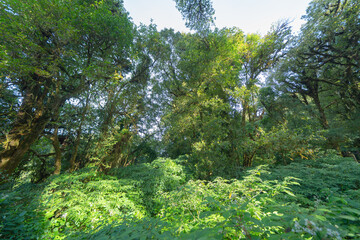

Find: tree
<box><xmin>228</xmin><ymin>22</ymin><xmax>291</xmax><ymax>167</ymax></box>
<box><xmin>0</xmin><ymin>0</ymin><xmax>134</xmax><ymax>177</ymax></box>
<box><xmin>152</xmin><ymin>29</ymin><xmax>242</xmax><ymax>177</ymax></box>
<box><xmin>174</xmin><ymin>0</ymin><xmax>215</xmax><ymax>32</ymax></box>
<box><xmin>271</xmin><ymin>0</ymin><xmax>360</xmax><ymax>152</ymax></box>
<box><xmin>153</xmin><ymin>24</ymin><xmax>290</xmax><ymax>177</ymax></box>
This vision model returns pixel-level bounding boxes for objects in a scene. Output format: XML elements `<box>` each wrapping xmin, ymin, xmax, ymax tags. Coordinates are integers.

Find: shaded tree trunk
<box><xmin>0</xmin><ymin>113</ymin><xmax>51</xmax><ymax>177</ymax></box>
<box><xmin>0</xmin><ymin>87</ymin><xmax>65</xmax><ymax>178</ymax></box>
<box><xmin>69</xmin><ymin>132</ymin><xmax>80</xmax><ymax>172</ymax></box>
<box><xmin>52</xmin><ymin>125</ymin><xmax>62</xmax><ymax>175</ymax></box>
<box><xmin>311</xmin><ymin>87</ymin><xmax>340</xmax><ymax>151</ymax></box>
<box><xmin>243</xmin><ymin>152</ymin><xmax>255</xmax><ymax>167</ymax></box>
<box><xmin>69</xmin><ymin>94</ymin><xmax>90</xmax><ymax>172</ymax></box>
<box><xmin>312</xmin><ymin>91</ymin><xmax>329</xmax><ymax>129</ymax></box>
<box><xmin>241</xmin><ymin>101</ymin><xmax>247</xmax><ymax>127</ymax></box>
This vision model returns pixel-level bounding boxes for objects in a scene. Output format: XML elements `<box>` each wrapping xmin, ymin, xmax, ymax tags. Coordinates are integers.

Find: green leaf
<box><xmin>283</xmin><ymin>190</ymin><xmax>296</xmax><ymax>197</ymax></box>
<box><xmin>338</xmin><ymin>215</ymin><xmax>357</xmax><ymax>221</ymax></box>
<box><xmin>316</xmin><ymin>208</ymin><xmax>332</xmax><ymax>213</ymax></box>
<box><xmin>343</xmin><ymin>207</ymin><xmax>360</xmax><ymax>216</ymax></box>
<box><xmin>314</xmin><ymin>214</ymin><xmax>327</xmax><ymax>221</ymax></box>
<box><xmin>19</xmin><ymin>211</ymin><xmax>27</xmax><ymax>217</ymax></box>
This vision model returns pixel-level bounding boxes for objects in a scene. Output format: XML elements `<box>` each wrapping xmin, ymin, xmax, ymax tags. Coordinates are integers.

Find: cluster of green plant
<box><xmin>1</xmin><ymin>0</ymin><xmax>359</xmax><ymax>180</ymax></box>
<box><xmin>0</xmin><ymin>182</ymin><xmax>47</xmax><ymax>239</ymax></box>
<box><xmin>1</xmin><ymin>0</ymin><xmax>359</xmax><ymax>239</ymax></box>
<box><xmin>259</xmin><ymin>155</ymin><xmax>360</xmax><ymax>239</ymax></box>
<box><xmin>261</xmin><ymin>155</ymin><xmax>360</xmax><ymax>201</ymax></box>
<box><xmin>1</xmin><ymin>155</ymin><xmax>359</xmax><ymax>239</ymax></box>
<box><xmin>75</xmin><ymin>166</ymin><xmax>300</xmax><ymax>239</ymax></box>
<box><xmin>0</xmin><ymin>158</ymin><xmax>187</xmax><ymax>239</ymax></box>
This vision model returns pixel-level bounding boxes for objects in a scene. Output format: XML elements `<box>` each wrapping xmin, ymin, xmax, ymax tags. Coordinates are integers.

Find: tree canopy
<box><xmin>0</xmin><ymin>0</ymin><xmax>359</xmax><ymax>239</ymax></box>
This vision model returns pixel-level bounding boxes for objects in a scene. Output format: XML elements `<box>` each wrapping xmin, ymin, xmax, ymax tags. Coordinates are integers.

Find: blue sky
<box><xmin>124</xmin><ymin>0</ymin><xmax>312</xmax><ymax>35</ymax></box>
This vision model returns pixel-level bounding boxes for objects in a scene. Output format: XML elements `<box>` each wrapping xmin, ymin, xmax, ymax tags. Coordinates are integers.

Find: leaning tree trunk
<box><xmin>0</xmin><ymin>113</ymin><xmax>51</xmax><ymax>177</ymax></box>
<box><xmin>312</xmin><ymin>92</ymin><xmax>329</xmax><ymax>130</ymax></box>
<box><xmin>0</xmin><ymin>89</ymin><xmax>64</xmax><ymax>178</ymax></box>
<box><xmin>312</xmin><ymin>90</ymin><xmax>340</xmax><ymax>151</ymax></box>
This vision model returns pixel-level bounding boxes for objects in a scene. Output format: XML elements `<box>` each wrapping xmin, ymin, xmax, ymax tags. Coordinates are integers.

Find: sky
<box><xmin>124</xmin><ymin>0</ymin><xmax>312</xmax><ymax>35</ymax></box>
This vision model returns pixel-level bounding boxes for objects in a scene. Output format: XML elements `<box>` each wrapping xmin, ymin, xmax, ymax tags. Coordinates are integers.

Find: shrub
<box><xmin>1</xmin><ymin>155</ymin><xmax>359</xmax><ymax>239</ymax></box>
<box><xmin>0</xmin><ymin>158</ymin><xmax>188</xmax><ymax>239</ymax></box>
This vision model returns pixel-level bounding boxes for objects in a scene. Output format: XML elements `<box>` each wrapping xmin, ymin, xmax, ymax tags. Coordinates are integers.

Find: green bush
<box><xmin>0</xmin><ymin>183</ymin><xmax>48</xmax><ymax>240</ymax></box>
<box><xmin>78</xmin><ymin>164</ymin><xmax>353</xmax><ymax>239</ymax></box>
<box><xmin>156</xmin><ymin>166</ymin><xmax>300</xmax><ymax>239</ymax></box>
<box><xmin>1</xmin><ymin>155</ymin><xmax>359</xmax><ymax>239</ymax></box>
<box><xmin>261</xmin><ymin>155</ymin><xmax>360</xmax><ymax>201</ymax></box>
<box><xmin>0</xmin><ymin>158</ymin><xmax>187</xmax><ymax>239</ymax></box>
<box><xmin>257</xmin><ymin>154</ymin><xmax>360</xmax><ymax>239</ymax></box>
<box><xmin>110</xmin><ymin>157</ymin><xmax>188</xmax><ymax>215</ymax></box>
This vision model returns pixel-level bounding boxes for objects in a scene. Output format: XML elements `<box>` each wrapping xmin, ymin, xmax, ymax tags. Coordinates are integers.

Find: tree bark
<box><xmin>69</xmin><ymin>133</ymin><xmax>80</xmax><ymax>172</ymax></box>
<box><xmin>52</xmin><ymin>125</ymin><xmax>62</xmax><ymax>175</ymax></box>
<box><xmin>0</xmin><ymin>88</ymin><xmax>65</xmax><ymax>178</ymax></box>
<box><xmin>311</xmin><ymin>86</ymin><xmax>340</xmax><ymax>151</ymax></box>
<box><xmin>312</xmin><ymin>91</ymin><xmax>330</xmax><ymax>129</ymax></box>
<box><xmin>241</xmin><ymin>100</ymin><xmax>247</xmax><ymax>127</ymax></box>
<box><xmin>242</xmin><ymin>152</ymin><xmax>255</xmax><ymax>167</ymax></box>
<box><xmin>0</xmin><ymin>113</ymin><xmax>51</xmax><ymax>177</ymax></box>
<box><xmin>69</xmin><ymin>94</ymin><xmax>90</xmax><ymax>172</ymax></box>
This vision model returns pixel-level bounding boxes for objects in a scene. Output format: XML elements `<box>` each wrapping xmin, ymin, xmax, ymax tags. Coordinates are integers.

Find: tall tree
<box><xmin>0</xmin><ymin>0</ymin><xmax>134</xmax><ymax>177</ymax></box>
<box><xmin>228</xmin><ymin>22</ymin><xmax>291</xmax><ymax>167</ymax></box>
<box><xmin>174</xmin><ymin>0</ymin><xmax>215</xmax><ymax>32</ymax></box>
<box><xmin>154</xmin><ymin>24</ymin><xmax>290</xmax><ymax>177</ymax></box>
<box><xmin>271</xmin><ymin>0</ymin><xmax>360</xmax><ymax>152</ymax></box>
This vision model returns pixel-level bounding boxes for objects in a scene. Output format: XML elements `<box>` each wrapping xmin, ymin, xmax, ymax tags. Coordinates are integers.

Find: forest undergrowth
<box><xmin>1</xmin><ymin>154</ymin><xmax>359</xmax><ymax>239</ymax></box>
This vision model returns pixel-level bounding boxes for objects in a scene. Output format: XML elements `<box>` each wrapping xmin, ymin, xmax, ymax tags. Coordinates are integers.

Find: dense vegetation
<box><xmin>1</xmin><ymin>0</ymin><xmax>359</xmax><ymax>239</ymax></box>
<box><xmin>1</xmin><ymin>156</ymin><xmax>360</xmax><ymax>239</ymax></box>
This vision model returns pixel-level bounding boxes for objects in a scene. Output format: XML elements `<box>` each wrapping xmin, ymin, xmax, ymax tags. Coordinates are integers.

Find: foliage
<box><xmin>2</xmin><ymin>155</ymin><xmax>359</xmax><ymax>239</ymax></box>
<box><xmin>0</xmin><ymin>0</ymin><xmax>135</xmax><ymax>176</ymax></box>
<box><xmin>174</xmin><ymin>0</ymin><xmax>215</xmax><ymax>32</ymax></box>
<box><xmin>255</xmin><ymin>123</ymin><xmax>317</xmax><ymax>165</ymax></box>
<box><xmin>257</xmin><ymin>155</ymin><xmax>360</xmax><ymax>239</ymax></box>
<box><xmin>1</xmin><ymin>0</ymin><xmax>360</xmax><ymax>239</ymax></box>
<box><xmin>0</xmin><ymin>182</ymin><xmax>48</xmax><ymax>240</ymax></box>
<box><xmin>110</xmin><ymin>158</ymin><xmax>188</xmax><ymax>215</ymax></box>
<box><xmin>270</xmin><ymin>0</ymin><xmax>360</xmax><ymax>152</ymax></box>
<box><xmin>261</xmin><ymin>154</ymin><xmax>360</xmax><ymax>202</ymax></box>
<box><xmin>156</xmin><ymin>25</ymin><xmax>292</xmax><ymax>177</ymax></box>
<box><xmin>0</xmin><ymin>158</ymin><xmax>187</xmax><ymax>239</ymax></box>
<box><xmin>156</xmin><ymin>166</ymin><xmax>298</xmax><ymax>239</ymax></box>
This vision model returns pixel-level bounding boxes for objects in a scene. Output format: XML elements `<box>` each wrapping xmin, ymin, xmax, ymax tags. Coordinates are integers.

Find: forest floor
<box><xmin>1</xmin><ymin>154</ymin><xmax>359</xmax><ymax>239</ymax></box>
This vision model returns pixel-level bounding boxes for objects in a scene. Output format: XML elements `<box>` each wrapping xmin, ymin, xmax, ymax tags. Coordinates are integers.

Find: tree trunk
<box><xmin>100</xmin><ymin>90</ymin><xmax>116</xmax><ymax>138</ymax></box>
<box><xmin>312</xmin><ymin>89</ymin><xmax>340</xmax><ymax>151</ymax></box>
<box><xmin>52</xmin><ymin>125</ymin><xmax>62</xmax><ymax>175</ymax></box>
<box><xmin>312</xmin><ymin>92</ymin><xmax>329</xmax><ymax>129</ymax></box>
<box><xmin>69</xmin><ymin>133</ymin><xmax>80</xmax><ymax>172</ymax></box>
<box><xmin>241</xmin><ymin>101</ymin><xmax>247</xmax><ymax>127</ymax></box>
<box><xmin>243</xmin><ymin>152</ymin><xmax>255</xmax><ymax>167</ymax></box>
<box><xmin>0</xmin><ymin>87</ymin><xmax>65</xmax><ymax>178</ymax></box>
<box><xmin>0</xmin><ymin>113</ymin><xmax>51</xmax><ymax>177</ymax></box>
<box><xmin>69</xmin><ymin>94</ymin><xmax>90</xmax><ymax>172</ymax></box>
